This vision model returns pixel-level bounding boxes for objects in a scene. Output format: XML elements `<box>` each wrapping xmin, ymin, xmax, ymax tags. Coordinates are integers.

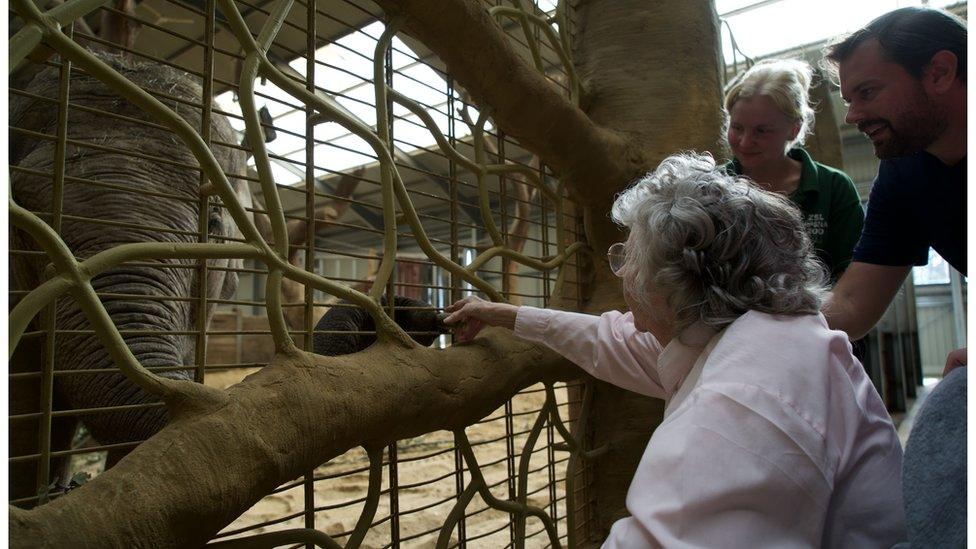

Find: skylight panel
<box><xmin>391</xmin><ymin>41</ymin><xmax>418</xmax><ymax>70</ymax></box>
<box><xmin>393</xmin><ymin>67</ymin><xmax>449</xmax><ymax>112</ymax></box>
<box><xmin>249</xmin><ymin>156</ymin><xmax>303</xmax><ymax>186</ymax></box>
<box><xmin>334</xmin><ymin>84</ymin><xmax>378</xmax><ymax>128</ymax></box>
<box><xmin>394</xmin><ymin>115</ymin><xmax>443</xmax><ymax>154</ymax></box>
<box><xmin>536</xmin><ymin>0</ymin><xmax>558</xmax><ymax>14</ymax></box>
<box><xmin>718</xmin><ymin>0</ymin><xmax>965</xmax><ymax>63</ymax></box>
<box><xmin>268</xmin><ymin>112</ymin><xmax>308</xmax><ymax>152</ymax></box>
<box><xmin>306</xmin><ymin>133</ymin><xmax>378</xmax><ymax>172</ymax></box>
<box><xmin>214</xmin><ymin>16</ymin><xmax>509</xmax><ymax>179</ymax></box>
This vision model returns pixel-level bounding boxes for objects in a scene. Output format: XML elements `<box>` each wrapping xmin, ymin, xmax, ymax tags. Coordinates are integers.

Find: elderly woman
<box><xmin>444</xmin><ymin>153</ymin><xmax>906</xmax><ymax>547</ymax></box>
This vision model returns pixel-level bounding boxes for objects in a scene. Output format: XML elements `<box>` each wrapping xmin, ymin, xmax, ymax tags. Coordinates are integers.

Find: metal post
<box><xmin>193</xmin><ymin>0</ymin><xmax>216</xmax><ymax>385</ymax></box>
<box><xmin>950</xmin><ymin>269</ymin><xmax>966</xmax><ymax>350</ymax></box>
<box><xmin>38</xmin><ymin>24</ymin><xmax>74</xmax><ymax>498</ymax></box>
<box><xmin>447</xmin><ymin>75</ymin><xmax>467</xmax><ymax>548</ymax></box>
<box><xmin>304</xmin><ymin>0</ymin><xmax>318</xmax><ymax>544</ymax></box>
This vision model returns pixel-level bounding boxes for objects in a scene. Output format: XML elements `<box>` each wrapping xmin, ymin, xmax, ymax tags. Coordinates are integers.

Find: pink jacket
<box><xmin>515</xmin><ymin>306</ymin><xmax>907</xmax><ymax>548</ymax></box>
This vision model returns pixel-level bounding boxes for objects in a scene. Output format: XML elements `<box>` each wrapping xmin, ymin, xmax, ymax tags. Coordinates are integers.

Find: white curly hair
<box><xmin>611</xmin><ymin>152</ymin><xmax>828</xmax><ymax>333</ymax></box>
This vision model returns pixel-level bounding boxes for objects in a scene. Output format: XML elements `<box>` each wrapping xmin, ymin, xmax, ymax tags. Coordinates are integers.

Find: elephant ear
<box><xmin>217</xmin><ymin>178</ymin><xmax>253</xmax><ymax>301</ymax></box>
<box><xmin>208</xmin><ymin>109</ymin><xmax>252</xmax><ymax>301</ymax></box>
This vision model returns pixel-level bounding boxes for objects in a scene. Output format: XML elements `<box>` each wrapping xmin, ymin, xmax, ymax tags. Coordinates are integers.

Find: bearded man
<box><xmin>822</xmin><ymin>8</ymin><xmax>967</xmax><ymax>547</ymax></box>
<box><xmin>822</xmin><ymin>7</ymin><xmax>966</xmax><ymax>346</ymax></box>
<box><xmin>822</xmin><ymin>7</ymin><xmax>966</xmax><ymax>350</ymax></box>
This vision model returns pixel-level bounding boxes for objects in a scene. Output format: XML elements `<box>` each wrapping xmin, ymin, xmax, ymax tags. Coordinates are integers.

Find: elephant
<box><xmin>313</xmin><ymin>295</ymin><xmax>443</xmax><ymax>357</ymax></box>
<box><xmin>8</xmin><ymin>50</ymin><xmax>250</xmax><ymax>504</ymax></box>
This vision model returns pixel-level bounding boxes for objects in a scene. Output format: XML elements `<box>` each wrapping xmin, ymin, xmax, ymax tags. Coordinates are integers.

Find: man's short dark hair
<box><xmin>825</xmin><ymin>7</ymin><xmax>967</xmax><ymax>82</ymax></box>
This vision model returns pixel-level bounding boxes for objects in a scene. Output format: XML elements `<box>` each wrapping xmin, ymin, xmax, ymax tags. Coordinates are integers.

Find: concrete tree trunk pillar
<box><xmin>569</xmin><ymin>0</ymin><xmax>725</xmax><ymax>541</ymax></box>
<box><xmin>804</xmin><ymin>70</ymin><xmax>845</xmax><ymax>171</ymax></box>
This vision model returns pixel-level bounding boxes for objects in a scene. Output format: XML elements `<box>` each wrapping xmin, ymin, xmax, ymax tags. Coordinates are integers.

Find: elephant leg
<box><xmin>8</xmin><ymin>338</ymin><xmax>80</xmax><ymax>507</ymax></box>
<box><xmin>49</xmin><ymin>416</ymin><xmax>79</xmax><ymax>487</ymax></box>
<box><xmin>9</xmin><ymin>337</ymin><xmax>44</xmax><ymax>505</ymax></box>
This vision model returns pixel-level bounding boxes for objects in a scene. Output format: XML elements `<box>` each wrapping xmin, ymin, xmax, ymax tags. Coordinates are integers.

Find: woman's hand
<box><xmin>443</xmin><ymin>296</ymin><xmax>519</xmax><ymax>342</ymax></box>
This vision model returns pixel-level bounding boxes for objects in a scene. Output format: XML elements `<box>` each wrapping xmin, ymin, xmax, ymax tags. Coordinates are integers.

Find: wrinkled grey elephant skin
<box><xmin>8</xmin><ymin>51</ymin><xmax>248</xmax><ymax>505</ymax></box>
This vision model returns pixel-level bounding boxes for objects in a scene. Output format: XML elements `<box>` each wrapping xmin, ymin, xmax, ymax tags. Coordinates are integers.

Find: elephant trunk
<box><xmin>53</xmin><ymin>266</ymin><xmax>196</xmax><ymax>446</ymax></box>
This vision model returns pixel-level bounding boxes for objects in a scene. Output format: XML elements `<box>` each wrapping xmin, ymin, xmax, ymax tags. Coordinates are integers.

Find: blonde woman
<box><xmin>725</xmin><ymin>59</ymin><xmax>863</xmax><ymax>280</ymax></box>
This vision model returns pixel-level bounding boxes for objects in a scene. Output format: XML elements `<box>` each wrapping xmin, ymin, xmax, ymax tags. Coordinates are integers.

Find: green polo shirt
<box><xmin>726</xmin><ymin>148</ymin><xmax>864</xmax><ymax>280</ymax></box>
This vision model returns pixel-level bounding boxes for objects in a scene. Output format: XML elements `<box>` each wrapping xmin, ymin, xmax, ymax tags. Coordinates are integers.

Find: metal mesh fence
<box><xmin>9</xmin><ymin>0</ymin><xmax>596</xmax><ymax>545</ymax></box>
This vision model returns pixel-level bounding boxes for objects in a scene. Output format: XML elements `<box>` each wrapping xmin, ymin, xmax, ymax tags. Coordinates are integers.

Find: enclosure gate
<box><xmin>9</xmin><ymin>0</ymin><xmax>602</xmax><ymax>546</ymax></box>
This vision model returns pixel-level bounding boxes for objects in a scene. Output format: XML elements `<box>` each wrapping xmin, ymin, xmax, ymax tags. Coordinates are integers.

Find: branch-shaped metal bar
<box><xmin>371</xmin><ymin>0</ymin><xmax>639</xmax><ymax>207</ymax></box>
<box><xmin>453</xmin><ymin>430</ymin><xmax>560</xmax><ymax>548</ymax></box>
<box><xmin>369</xmin><ymin>19</ymin><xmax>402</xmax><ymax>300</ymax></box>
<box><xmin>9</xmin><ymin>23</ymin><xmax>45</xmax><ymax>71</ymax></box>
<box><xmin>8</xmin><ymin>240</ymin><xmax>263</xmax><ymax>357</ymax></box>
<box><xmin>470</xmin><ymin>108</ymin><xmax>507</xmax><ymax>247</ymax></box>
<box><xmin>215</xmin><ymin>0</ymin><xmax>416</xmax><ymax>343</ymax></box>
<box><xmin>393</xmin><ymin>86</ymin><xmax>566</xmax><ymax>236</ymax></box>
<box><xmin>385</xmin><ymin>145</ymin><xmax>505</xmax><ymax>301</ymax></box>
<box><xmin>8</xmin><ymin>278</ymin><xmax>72</xmax><ymax>356</ymax></box>
<box><xmin>207</xmin><ymin>528</ymin><xmax>342</xmax><ymax>549</ymax></box>
<box><xmin>555</xmin><ymin>0</ymin><xmax>571</xmax><ymax>66</ymax></box>
<box><xmin>435</xmin><ymin>479</ymin><xmax>483</xmax><ymax>549</ymax></box>
<box><xmin>218</xmin><ymin>5</ymin><xmax>504</xmax><ymax>303</ymax></box>
<box><xmin>513</xmin><ymin>392</ymin><xmax>553</xmax><ymax>547</ymax></box>
<box><xmin>9</xmin><ymin>0</ymin><xmax>268</xmax><ymax>253</ymax></box>
<box><xmin>482</xmin><ymin>163</ymin><xmax>570</xmax><ymax>252</ymax></box>
<box><xmin>8</xmin><ymin>199</ymin><xmax>219</xmax><ymax>400</ymax></box>
<box><xmin>211</xmin><ymin>447</ymin><xmax>386</xmax><ymax>549</ymax></box>
<box><xmin>46</xmin><ymin>0</ymin><xmax>111</xmax><ymax>28</ymax></box>
<box><xmin>483</xmin><ymin>165</ymin><xmax>574</xmax><ymax>274</ymax></box>
<box><xmin>488</xmin><ymin>5</ymin><xmax>580</xmax><ymax>105</ymax></box>
<box><xmin>221</xmin><ymin>0</ymin><xmax>414</xmax><ymax>338</ymax></box>
<box><xmin>544</xmin><ymin>380</ymin><xmax>608</xmax><ymax>548</ymax></box>
<box><xmin>8</xmin><ymin>0</ymin><xmax>110</xmax><ymax>72</ymax></box>
<box><xmin>389</xmin><ymin>89</ymin><xmax>481</xmax><ymax>174</ymax></box>
<box><xmin>505</xmin><ymin>0</ymin><xmax>544</xmax><ymax>72</ymax></box>
<box><xmin>344</xmin><ymin>447</ymin><xmax>385</xmax><ymax>549</ymax></box>
<box><xmin>366</xmin><ymin>25</ymin><xmax>506</xmax><ymax>301</ymax></box>
<box><xmin>388</xmin><ymin>89</ymin><xmax>585</xmax><ymax>278</ymax></box>
<box><xmin>463</xmin><ymin>242</ymin><xmax>585</xmax><ymax>274</ymax></box>
<box><xmin>484</xmin><ymin>163</ymin><xmax>557</xmax><ymax>203</ymax></box>
<box><xmin>233</xmin><ymin>0</ymin><xmax>298</xmax><ymax>353</ymax></box>
<box><xmin>8</xmin><ymin>0</ymin><xmax>337</xmax><ymax>353</ymax></box>
<box><xmin>545</xmin><ymin>383</ymin><xmax>607</xmax><ymax>460</ymax></box>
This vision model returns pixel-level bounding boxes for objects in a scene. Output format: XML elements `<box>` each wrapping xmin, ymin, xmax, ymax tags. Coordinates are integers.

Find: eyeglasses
<box><xmin>607</xmin><ymin>242</ymin><xmax>627</xmax><ymax>277</ymax></box>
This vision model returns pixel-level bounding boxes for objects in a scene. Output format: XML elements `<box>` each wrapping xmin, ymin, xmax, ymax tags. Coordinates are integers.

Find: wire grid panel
<box><xmin>8</xmin><ymin>0</ymin><xmax>595</xmax><ymax>545</ymax></box>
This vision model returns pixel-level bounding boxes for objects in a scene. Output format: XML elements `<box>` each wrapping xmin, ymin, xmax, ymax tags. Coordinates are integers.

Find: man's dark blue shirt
<box><xmin>853</xmin><ymin>151</ymin><xmax>967</xmax><ymax>276</ymax></box>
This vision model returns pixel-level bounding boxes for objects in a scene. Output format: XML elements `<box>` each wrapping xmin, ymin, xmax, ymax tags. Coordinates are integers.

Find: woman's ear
<box><xmin>789</xmin><ymin>121</ymin><xmax>801</xmax><ymax>141</ymax></box>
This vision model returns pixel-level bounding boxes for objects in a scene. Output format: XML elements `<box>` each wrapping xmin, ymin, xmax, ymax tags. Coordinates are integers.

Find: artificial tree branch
<box><xmin>372</xmin><ymin>0</ymin><xmax>645</xmax><ymax>205</ymax></box>
<box><xmin>9</xmin><ymin>329</ymin><xmax>578</xmax><ymax>548</ymax></box>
